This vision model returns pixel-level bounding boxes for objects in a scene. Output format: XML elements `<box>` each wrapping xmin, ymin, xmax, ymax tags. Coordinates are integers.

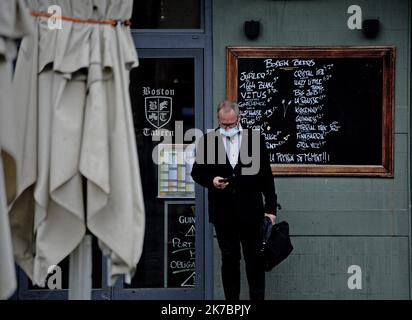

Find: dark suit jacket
<box><xmin>191</xmin><ymin>128</ymin><xmax>277</xmax><ymax>225</ymax></box>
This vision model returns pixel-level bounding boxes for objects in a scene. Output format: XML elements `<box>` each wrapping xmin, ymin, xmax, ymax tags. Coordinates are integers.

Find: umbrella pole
<box><xmin>68</xmin><ymin>234</ymin><xmax>92</xmax><ymax>300</ymax></box>
<box><xmin>68</xmin><ymin>177</ymin><xmax>92</xmax><ymax>300</ymax></box>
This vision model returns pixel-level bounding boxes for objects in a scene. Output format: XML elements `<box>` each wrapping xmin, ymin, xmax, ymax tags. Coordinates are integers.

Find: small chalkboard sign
<box><xmin>227</xmin><ymin>47</ymin><xmax>395</xmax><ymax>176</ymax></box>
<box><xmin>165</xmin><ymin>201</ymin><xmax>196</xmax><ymax>287</ymax></box>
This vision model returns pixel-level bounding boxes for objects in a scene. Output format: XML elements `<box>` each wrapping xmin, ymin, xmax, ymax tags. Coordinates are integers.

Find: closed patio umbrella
<box><xmin>0</xmin><ymin>0</ymin><xmax>32</xmax><ymax>300</ymax></box>
<box><xmin>4</xmin><ymin>0</ymin><xmax>145</xmax><ymax>287</ymax></box>
<box><xmin>0</xmin><ymin>157</ymin><xmax>15</xmax><ymax>300</ymax></box>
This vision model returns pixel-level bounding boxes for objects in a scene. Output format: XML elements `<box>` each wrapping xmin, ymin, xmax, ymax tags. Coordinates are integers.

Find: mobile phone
<box><xmin>219</xmin><ymin>177</ymin><xmax>231</xmax><ymax>183</ymax></box>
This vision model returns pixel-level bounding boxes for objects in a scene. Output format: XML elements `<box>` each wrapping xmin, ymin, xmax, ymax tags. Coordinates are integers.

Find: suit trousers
<box><xmin>214</xmin><ymin>219</ymin><xmax>265</xmax><ymax>300</ymax></box>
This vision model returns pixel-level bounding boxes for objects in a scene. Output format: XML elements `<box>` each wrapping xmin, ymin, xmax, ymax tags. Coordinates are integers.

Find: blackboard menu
<box><xmin>166</xmin><ymin>202</ymin><xmax>196</xmax><ymax>287</ymax></box>
<box><xmin>227</xmin><ymin>47</ymin><xmax>395</xmax><ymax>176</ymax></box>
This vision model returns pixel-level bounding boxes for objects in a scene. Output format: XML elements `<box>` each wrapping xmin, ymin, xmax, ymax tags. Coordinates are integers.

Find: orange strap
<box><xmin>31</xmin><ymin>11</ymin><xmax>131</xmax><ymax>27</ymax></box>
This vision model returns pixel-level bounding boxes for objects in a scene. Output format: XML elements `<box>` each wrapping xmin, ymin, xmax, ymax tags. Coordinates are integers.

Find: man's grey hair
<box><xmin>217</xmin><ymin>100</ymin><xmax>239</xmax><ymax>117</ymax></box>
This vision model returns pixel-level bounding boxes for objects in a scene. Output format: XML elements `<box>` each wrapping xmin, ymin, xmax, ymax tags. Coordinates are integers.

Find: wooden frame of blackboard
<box><xmin>226</xmin><ymin>46</ymin><xmax>395</xmax><ymax>177</ymax></box>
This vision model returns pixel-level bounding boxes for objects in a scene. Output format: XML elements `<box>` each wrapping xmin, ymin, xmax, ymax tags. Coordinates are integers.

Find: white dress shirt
<box><xmin>222</xmin><ymin>124</ymin><xmax>243</xmax><ymax>168</ymax></box>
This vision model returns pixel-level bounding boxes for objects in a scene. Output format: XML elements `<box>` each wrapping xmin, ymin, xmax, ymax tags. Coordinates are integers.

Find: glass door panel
<box><xmin>114</xmin><ymin>49</ymin><xmax>204</xmax><ymax>299</ymax></box>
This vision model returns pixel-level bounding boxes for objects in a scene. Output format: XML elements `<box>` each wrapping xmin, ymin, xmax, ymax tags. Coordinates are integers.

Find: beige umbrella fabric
<box><xmin>0</xmin><ymin>157</ymin><xmax>15</xmax><ymax>300</ymax></box>
<box><xmin>5</xmin><ymin>0</ymin><xmax>145</xmax><ymax>287</ymax></box>
<box><xmin>0</xmin><ymin>0</ymin><xmax>32</xmax><ymax>300</ymax></box>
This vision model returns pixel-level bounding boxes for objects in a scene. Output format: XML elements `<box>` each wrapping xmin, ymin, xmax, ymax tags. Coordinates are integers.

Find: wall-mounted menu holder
<box><xmin>227</xmin><ymin>46</ymin><xmax>395</xmax><ymax>177</ymax></box>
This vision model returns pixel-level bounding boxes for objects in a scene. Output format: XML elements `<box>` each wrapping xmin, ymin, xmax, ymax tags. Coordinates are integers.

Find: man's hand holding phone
<box><xmin>213</xmin><ymin>176</ymin><xmax>230</xmax><ymax>189</ymax></box>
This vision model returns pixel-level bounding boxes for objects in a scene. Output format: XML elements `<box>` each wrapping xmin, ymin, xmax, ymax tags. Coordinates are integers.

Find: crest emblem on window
<box><xmin>145</xmin><ymin>96</ymin><xmax>173</xmax><ymax>129</ymax></box>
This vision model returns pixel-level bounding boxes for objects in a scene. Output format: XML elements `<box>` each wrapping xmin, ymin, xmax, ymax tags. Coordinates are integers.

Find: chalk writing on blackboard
<box><xmin>238</xmin><ymin>58</ymin><xmax>342</xmax><ymax>165</ymax></box>
<box><xmin>165</xmin><ymin>202</ymin><xmax>196</xmax><ymax>287</ymax></box>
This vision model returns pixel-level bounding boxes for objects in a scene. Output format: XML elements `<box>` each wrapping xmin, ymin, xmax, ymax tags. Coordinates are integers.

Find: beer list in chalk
<box><xmin>238</xmin><ymin>58</ymin><xmax>341</xmax><ymax>165</ymax></box>
<box><xmin>166</xmin><ymin>202</ymin><xmax>196</xmax><ymax>287</ymax></box>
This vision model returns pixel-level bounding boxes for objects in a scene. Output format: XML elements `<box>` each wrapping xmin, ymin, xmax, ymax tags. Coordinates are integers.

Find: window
<box><xmin>131</xmin><ymin>0</ymin><xmax>201</xmax><ymax>29</ymax></box>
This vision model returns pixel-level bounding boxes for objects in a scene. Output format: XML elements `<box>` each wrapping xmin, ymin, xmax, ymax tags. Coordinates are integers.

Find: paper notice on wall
<box><xmin>158</xmin><ymin>144</ymin><xmax>195</xmax><ymax>198</ymax></box>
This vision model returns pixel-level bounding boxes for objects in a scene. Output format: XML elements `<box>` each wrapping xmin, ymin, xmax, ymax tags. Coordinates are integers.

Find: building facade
<box><xmin>13</xmin><ymin>0</ymin><xmax>411</xmax><ymax>300</ymax></box>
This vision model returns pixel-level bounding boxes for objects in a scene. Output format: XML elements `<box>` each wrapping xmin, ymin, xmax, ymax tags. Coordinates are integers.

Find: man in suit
<box><xmin>191</xmin><ymin>100</ymin><xmax>278</xmax><ymax>300</ymax></box>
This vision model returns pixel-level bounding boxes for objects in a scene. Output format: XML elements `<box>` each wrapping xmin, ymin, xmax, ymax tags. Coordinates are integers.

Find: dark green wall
<box><xmin>212</xmin><ymin>0</ymin><xmax>411</xmax><ymax>299</ymax></box>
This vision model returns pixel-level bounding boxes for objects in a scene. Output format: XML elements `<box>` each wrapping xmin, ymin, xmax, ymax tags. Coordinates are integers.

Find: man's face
<box><xmin>218</xmin><ymin>109</ymin><xmax>239</xmax><ymax>131</ymax></box>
